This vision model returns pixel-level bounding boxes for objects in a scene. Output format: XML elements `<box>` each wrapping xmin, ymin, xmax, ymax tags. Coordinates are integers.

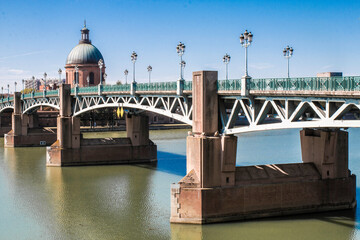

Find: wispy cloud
<box><xmin>7</xmin><ymin>68</ymin><xmax>25</xmax><ymax>75</ymax></box>
<box><xmin>0</xmin><ymin>50</ymin><xmax>50</xmax><ymax>61</ymax></box>
<box><xmin>320</xmin><ymin>64</ymin><xmax>334</xmax><ymax>70</ymax></box>
<box><xmin>0</xmin><ymin>67</ymin><xmax>29</xmax><ymax>82</ymax></box>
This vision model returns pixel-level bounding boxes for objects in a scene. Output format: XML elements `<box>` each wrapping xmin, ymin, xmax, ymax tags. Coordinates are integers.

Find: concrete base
<box><xmin>4</xmin><ymin>129</ymin><xmax>57</xmax><ymax>147</ymax></box>
<box><xmin>46</xmin><ymin>137</ymin><xmax>157</xmax><ymax>166</ymax></box>
<box><xmin>0</xmin><ymin>127</ymin><xmax>11</xmax><ymax>137</ymax></box>
<box><xmin>170</xmin><ymin>163</ymin><xmax>356</xmax><ymax>224</ymax></box>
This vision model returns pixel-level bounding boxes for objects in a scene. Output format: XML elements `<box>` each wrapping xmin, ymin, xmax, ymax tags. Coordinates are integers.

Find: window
<box><xmin>89</xmin><ymin>72</ymin><xmax>94</xmax><ymax>85</ymax></box>
<box><xmin>73</xmin><ymin>72</ymin><xmax>77</xmax><ymax>84</ymax></box>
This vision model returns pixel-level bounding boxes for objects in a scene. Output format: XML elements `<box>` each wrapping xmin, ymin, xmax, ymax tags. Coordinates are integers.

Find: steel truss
<box><xmin>73</xmin><ymin>95</ymin><xmax>193</xmax><ymax>125</ymax></box>
<box><xmin>220</xmin><ymin>96</ymin><xmax>360</xmax><ymax>134</ymax></box>
<box><xmin>22</xmin><ymin>97</ymin><xmax>60</xmax><ymax>113</ymax></box>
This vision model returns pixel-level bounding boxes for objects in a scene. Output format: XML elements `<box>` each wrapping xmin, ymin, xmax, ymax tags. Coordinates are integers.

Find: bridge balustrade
<box><xmin>217</xmin><ymin>79</ymin><xmax>242</xmax><ymax>91</ymax></box>
<box><xmin>249</xmin><ymin>76</ymin><xmax>360</xmax><ymax>91</ymax></box>
<box><xmin>136</xmin><ymin>82</ymin><xmax>177</xmax><ymax>92</ymax></box>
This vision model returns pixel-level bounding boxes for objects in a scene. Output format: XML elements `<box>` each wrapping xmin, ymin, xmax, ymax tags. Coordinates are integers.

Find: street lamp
<box><xmin>14</xmin><ymin>82</ymin><xmax>17</xmax><ymax>92</ymax></box>
<box><xmin>74</xmin><ymin>65</ymin><xmax>79</xmax><ymax>85</ymax></box>
<box><xmin>1</xmin><ymin>87</ymin><xmax>3</xmax><ymax>98</ymax></box>
<box><xmin>181</xmin><ymin>60</ymin><xmax>186</xmax><ymax>75</ymax></box>
<box><xmin>22</xmin><ymin>79</ymin><xmax>25</xmax><ymax>93</ymax></box>
<box><xmin>7</xmin><ymin>84</ymin><xmax>9</xmax><ymax>96</ymax></box>
<box><xmin>283</xmin><ymin>46</ymin><xmax>294</xmax><ymax>78</ymax></box>
<box><xmin>124</xmin><ymin>69</ymin><xmax>129</xmax><ymax>84</ymax></box>
<box><xmin>98</xmin><ymin>59</ymin><xmax>104</xmax><ymax>85</ymax></box>
<box><xmin>43</xmin><ymin>72</ymin><xmax>47</xmax><ymax>91</ymax></box>
<box><xmin>176</xmin><ymin>42</ymin><xmax>185</xmax><ymax>80</ymax></box>
<box><xmin>147</xmin><ymin>65</ymin><xmax>152</xmax><ymax>83</ymax></box>
<box><xmin>103</xmin><ymin>73</ymin><xmax>107</xmax><ymax>84</ymax></box>
<box><xmin>223</xmin><ymin>53</ymin><xmax>231</xmax><ymax>80</ymax></box>
<box><xmin>131</xmin><ymin>51</ymin><xmax>137</xmax><ymax>83</ymax></box>
<box><xmin>58</xmin><ymin>68</ymin><xmax>62</xmax><ymax>83</ymax></box>
<box><xmin>239</xmin><ymin>30</ymin><xmax>253</xmax><ymax>77</ymax></box>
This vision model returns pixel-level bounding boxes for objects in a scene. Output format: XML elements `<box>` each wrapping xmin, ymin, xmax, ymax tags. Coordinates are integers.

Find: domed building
<box><xmin>65</xmin><ymin>24</ymin><xmax>105</xmax><ymax>87</ymax></box>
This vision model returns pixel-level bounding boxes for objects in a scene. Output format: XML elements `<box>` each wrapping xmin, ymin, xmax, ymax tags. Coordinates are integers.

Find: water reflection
<box><xmin>0</xmin><ymin>129</ymin><xmax>359</xmax><ymax>240</ymax></box>
<box><xmin>171</xmin><ymin>210</ymin><xmax>356</xmax><ymax>240</ymax></box>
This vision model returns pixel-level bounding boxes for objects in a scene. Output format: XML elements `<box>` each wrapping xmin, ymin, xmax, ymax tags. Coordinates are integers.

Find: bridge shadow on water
<box><xmin>135</xmin><ymin>151</ymin><xmax>186</xmax><ymax>177</ymax></box>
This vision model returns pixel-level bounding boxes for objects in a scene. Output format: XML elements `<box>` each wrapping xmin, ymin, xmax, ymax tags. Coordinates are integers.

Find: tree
<box><xmin>116</xmin><ymin>80</ymin><xmax>122</xmax><ymax>85</ymax></box>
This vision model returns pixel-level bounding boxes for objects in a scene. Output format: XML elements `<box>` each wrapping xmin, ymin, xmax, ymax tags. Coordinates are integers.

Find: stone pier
<box><xmin>4</xmin><ymin>92</ymin><xmax>57</xmax><ymax>147</ymax></box>
<box><xmin>46</xmin><ymin>84</ymin><xmax>157</xmax><ymax>166</ymax></box>
<box><xmin>170</xmin><ymin>71</ymin><xmax>356</xmax><ymax>224</ymax></box>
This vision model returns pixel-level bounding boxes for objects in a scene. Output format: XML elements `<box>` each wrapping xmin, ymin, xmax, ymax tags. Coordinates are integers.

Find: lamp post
<box><xmin>58</xmin><ymin>68</ymin><xmax>62</xmax><ymax>83</ymax></box>
<box><xmin>147</xmin><ymin>65</ymin><xmax>152</xmax><ymax>83</ymax></box>
<box><xmin>131</xmin><ymin>51</ymin><xmax>137</xmax><ymax>83</ymax></box>
<box><xmin>223</xmin><ymin>53</ymin><xmax>231</xmax><ymax>80</ymax></box>
<box><xmin>14</xmin><ymin>82</ymin><xmax>17</xmax><ymax>92</ymax></box>
<box><xmin>239</xmin><ymin>30</ymin><xmax>253</xmax><ymax>77</ymax></box>
<box><xmin>124</xmin><ymin>69</ymin><xmax>129</xmax><ymax>84</ymax></box>
<box><xmin>181</xmin><ymin>60</ymin><xmax>186</xmax><ymax>74</ymax></box>
<box><xmin>176</xmin><ymin>42</ymin><xmax>185</xmax><ymax>80</ymax></box>
<box><xmin>98</xmin><ymin>59</ymin><xmax>104</xmax><ymax>85</ymax></box>
<box><xmin>74</xmin><ymin>65</ymin><xmax>79</xmax><ymax>85</ymax></box>
<box><xmin>103</xmin><ymin>73</ymin><xmax>107</xmax><ymax>84</ymax></box>
<box><xmin>283</xmin><ymin>46</ymin><xmax>294</xmax><ymax>78</ymax></box>
<box><xmin>43</xmin><ymin>72</ymin><xmax>47</xmax><ymax>91</ymax></box>
<box><xmin>1</xmin><ymin>87</ymin><xmax>3</xmax><ymax>98</ymax></box>
<box><xmin>22</xmin><ymin>79</ymin><xmax>25</xmax><ymax>93</ymax></box>
<box><xmin>7</xmin><ymin>84</ymin><xmax>9</xmax><ymax>96</ymax></box>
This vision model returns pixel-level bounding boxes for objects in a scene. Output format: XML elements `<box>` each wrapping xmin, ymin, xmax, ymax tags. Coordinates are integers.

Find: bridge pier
<box><xmin>4</xmin><ymin>92</ymin><xmax>56</xmax><ymax>147</ymax></box>
<box><xmin>170</xmin><ymin>71</ymin><xmax>356</xmax><ymax>224</ymax></box>
<box><xmin>46</xmin><ymin>84</ymin><xmax>157</xmax><ymax>167</ymax></box>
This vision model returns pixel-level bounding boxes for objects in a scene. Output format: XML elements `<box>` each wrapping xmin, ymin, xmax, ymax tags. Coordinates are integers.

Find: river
<box><xmin>0</xmin><ymin>128</ymin><xmax>359</xmax><ymax>240</ymax></box>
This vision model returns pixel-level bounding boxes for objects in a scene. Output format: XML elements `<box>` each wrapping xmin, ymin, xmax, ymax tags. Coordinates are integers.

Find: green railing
<box><xmin>103</xmin><ymin>84</ymin><xmax>130</xmax><ymax>92</ymax></box>
<box><xmin>23</xmin><ymin>93</ymin><xmax>32</xmax><ymax>99</ymax></box>
<box><xmin>34</xmin><ymin>91</ymin><xmax>43</xmax><ymax>97</ymax></box>
<box><xmin>184</xmin><ymin>81</ymin><xmax>192</xmax><ymax>91</ymax></box>
<box><xmin>136</xmin><ymin>82</ymin><xmax>177</xmax><ymax>91</ymax></box>
<box><xmin>217</xmin><ymin>79</ymin><xmax>242</xmax><ymax>91</ymax></box>
<box><xmin>77</xmin><ymin>86</ymin><xmax>98</xmax><ymax>94</ymax></box>
<box><xmin>46</xmin><ymin>90</ymin><xmax>58</xmax><ymax>96</ymax></box>
<box><xmin>249</xmin><ymin>77</ymin><xmax>360</xmax><ymax>92</ymax></box>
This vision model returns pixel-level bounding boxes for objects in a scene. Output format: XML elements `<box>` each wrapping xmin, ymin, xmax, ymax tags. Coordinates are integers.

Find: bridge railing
<box><xmin>217</xmin><ymin>79</ymin><xmax>242</xmax><ymax>91</ymax></box>
<box><xmin>249</xmin><ymin>76</ymin><xmax>360</xmax><ymax>91</ymax></box>
<box><xmin>136</xmin><ymin>82</ymin><xmax>177</xmax><ymax>92</ymax></box>
<box><xmin>103</xmin><ymin>84</ymin><xmax>131</xmax><ymax>92</ymax></box>
<box><xmin>76</xmin><ymin>86</ymin><xmax>98</xmax><ymax>94</ymax></box>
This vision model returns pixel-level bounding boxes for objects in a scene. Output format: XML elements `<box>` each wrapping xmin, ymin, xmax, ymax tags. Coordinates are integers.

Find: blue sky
<box><xmin>0</xmin><ymin>0</ymin><xmax>360</xmax><ymax>91</ymax></box>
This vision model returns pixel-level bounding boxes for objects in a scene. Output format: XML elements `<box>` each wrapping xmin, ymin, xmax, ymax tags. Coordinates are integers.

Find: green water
<box><xmin>0</xmin><ymin>129</ymin><xmax>359</xmax><ymax>240</ymax></box>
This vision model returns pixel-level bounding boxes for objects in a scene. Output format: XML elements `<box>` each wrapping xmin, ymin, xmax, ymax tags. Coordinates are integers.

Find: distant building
<box><xmin>65</xmin><ymin>24</ymin><xmax>105</xmax><ymax>87</ymax></box>
<box><xmin>317</xmin><ymin>72</ymin><xmax>343</xmax><ymax>77</ymax></box>
<box><xmin>24</xmin><ymin>77</ymin><xmax>64</xmax><ymax>90</ymax></box>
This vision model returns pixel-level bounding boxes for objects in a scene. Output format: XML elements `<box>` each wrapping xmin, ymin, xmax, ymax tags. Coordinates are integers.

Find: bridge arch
<box><xmin>72</xmin><ymin>95</ymin><xmax>193</xmax><ymax>125</ymax></box>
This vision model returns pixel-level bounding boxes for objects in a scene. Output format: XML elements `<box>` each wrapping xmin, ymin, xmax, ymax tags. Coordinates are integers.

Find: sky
<box><xmin>0</xmin><ymin>0</ymin><xmax>360</xmax><ymax>92</ymax></box>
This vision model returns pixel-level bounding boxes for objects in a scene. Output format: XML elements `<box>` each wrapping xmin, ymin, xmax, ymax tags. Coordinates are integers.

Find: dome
<box><xmin>66</xmin><ymin>43</ymin><xmax>104</xmax><ymax>65</ymax></box>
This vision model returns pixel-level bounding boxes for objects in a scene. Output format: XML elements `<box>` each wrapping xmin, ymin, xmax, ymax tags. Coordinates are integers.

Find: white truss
<box><xmin>220</xmin><ymin>96</ymin><xmax>360</xmax><ymax>134</ymax></box>
<box><xmin>73</xmin><ymin>95</ymin><xmax>193</xmax><ymax>125</ymax></box>
<box><xmin>0</xmin><ymin>101</ymin><xmax>14</xmax><ymax>113</ymax></box>
<box><xmin>22</xmin><ymin>97</ymin><xmax>60</xmax><ymax>113</ymax></box>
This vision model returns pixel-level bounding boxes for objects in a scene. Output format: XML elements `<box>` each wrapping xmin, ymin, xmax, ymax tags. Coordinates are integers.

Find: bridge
<box><xmin>1</xmin><ymin>75</ymin><xmax>360</xmax><ymax>134</ymax></box>
<box><xmin>0</xmin><ymin>72</ymin><xmax>357</xmax><ymax>224</ymax></box>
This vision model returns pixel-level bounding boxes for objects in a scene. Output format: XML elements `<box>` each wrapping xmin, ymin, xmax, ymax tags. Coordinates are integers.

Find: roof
<box><xmin>66</xmin><ymin>43</ymin><xmax>104</xmax><ymax>65</ymax></box>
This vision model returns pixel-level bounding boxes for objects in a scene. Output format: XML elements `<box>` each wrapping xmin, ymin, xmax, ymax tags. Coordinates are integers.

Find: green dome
<box><xmin>66</xmin><ymin>43</ymin><xmax>104</xmax><ymax>65</ymax></box>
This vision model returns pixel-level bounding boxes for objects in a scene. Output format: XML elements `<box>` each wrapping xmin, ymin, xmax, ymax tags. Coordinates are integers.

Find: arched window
<box><xmin>73</xmin><ymin>72</ymin><xmax>77</xmax><ymax>84</ymax></box>
<box><xmin>89</xmin><ymin>72</ymin><xmax>94</xmax><ymax>85</ymax></box>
